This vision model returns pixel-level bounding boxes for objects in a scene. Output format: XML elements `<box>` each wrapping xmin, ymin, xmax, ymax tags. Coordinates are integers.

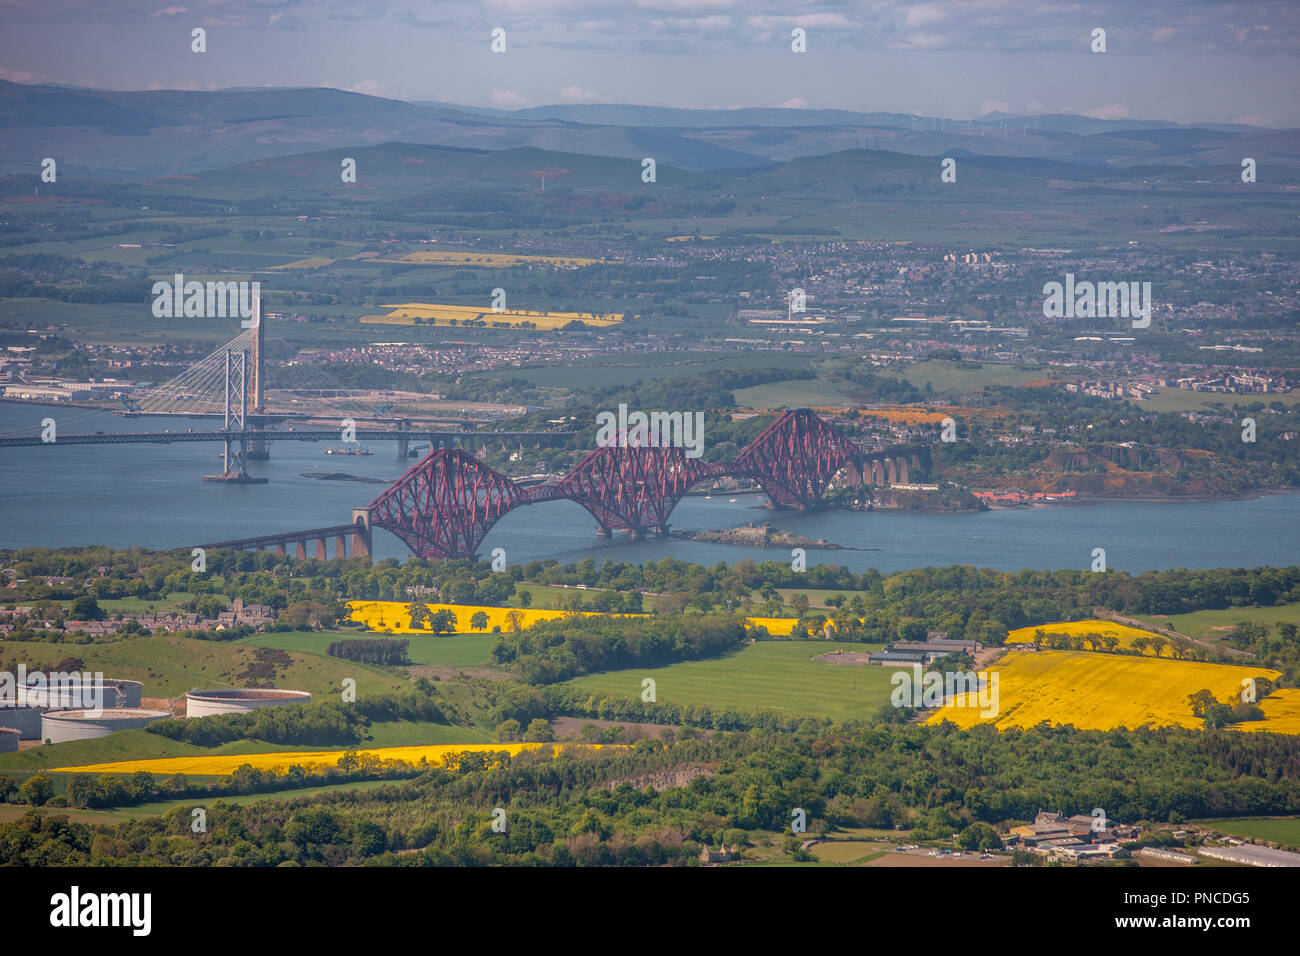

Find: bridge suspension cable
<box><xmin>134</xmin><ymin>327</ymin><xmax>255</xmax><ymax>416</ymax></box>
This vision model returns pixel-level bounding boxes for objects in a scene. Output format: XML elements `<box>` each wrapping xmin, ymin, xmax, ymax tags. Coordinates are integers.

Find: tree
<box><xmin>471</xmin><ymin>611</ymin><xmax>489</xmax><ymax>631</ymax></box>
<box><xmin>517</xmin><ymin>590</ymin><xmax>532</xmax><ymax>608</ymax></box>
<box><xmin>524</xmin><ymin>719</ymin><xmax>554</xmax><ymax>742</ymax></box>
<box><xmin>69</xmin><ymin>595</ymin><xmax>104</xmax><ymax>620</ymax></box>
<box><xmin>429</xmin><ymin>609</ymin><xmax>457</xmax><ymax>634</ymax></box>
<box><xmin>407</xmin><ymin>600</ymin><xmax>429</xmax><ymax>630</ymax></box>
<box><xmin>506</xmin><ymin>609</ymin><xmax>525</xmax><ymax>634</ymax></box>
<box><xmin>496</xmin><ymin>719</ymin><xmax>522</xmax><ymax>742</ymax></box>
<box><xmin>956</xmin><ymin>822</ymin><xmax>1002</xmax><ymax>851</ymax></box>
<box><xmin>20</xmin><ymin>773</ymin><xmax>54</xmax><ymax>806</ymax></box>
<box><xmin>1188</xmin><ymin>688</ymin><xmax>1217</xmax><ymax>719</ymax></box>
<box><xmin>791</xmin><ymin>593</ymin><xmax>811</xmax><ymax>618</ymax></box>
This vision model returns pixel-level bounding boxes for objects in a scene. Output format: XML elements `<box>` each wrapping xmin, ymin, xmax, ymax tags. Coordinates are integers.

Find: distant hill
<box><xmin>171</xmin><ymin>141</ymin><xmax>712</xmax><ymax>196</ymax></box>
<box><xmin>1</xmin><ymin>80</ymin><xmax>1296</xmax><ymax>180</ymax></box>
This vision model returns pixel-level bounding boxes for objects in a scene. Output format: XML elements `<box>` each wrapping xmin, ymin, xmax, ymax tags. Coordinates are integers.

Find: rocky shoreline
<box><xmin>671</xmin><ymin>523</ymin><xmax>856</xmax><ymax>550</ymax></box>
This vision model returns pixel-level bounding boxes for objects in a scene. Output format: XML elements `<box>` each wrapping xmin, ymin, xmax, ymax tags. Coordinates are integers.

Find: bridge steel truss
<box><xmin>364</xmin><ymin>409</ymin><xmax>928</xmax><ymax>560</ymax></box>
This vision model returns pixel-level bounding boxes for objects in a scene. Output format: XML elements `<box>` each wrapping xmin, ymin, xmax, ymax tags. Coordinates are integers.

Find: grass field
<box><xmin>1133</xmin><ymin>388</ymin><xmax>1300</xmax><ymax>415</ymax></box>
<box><xmin>239</xmin><ymin>629</ymin><xmax>497</xmax><ymax>669</ymax></box>
<box><xmin>925</xmin><ymin>649</ymin><xmax>1286</xmax><ymax>733</ymax></box>
<box><xmin>0</xmin><ymin>633</ymin><xmax>406</xmax><ymax>699</ymax></box>
<box><xmin>1194</xmin><ymin>817</ymin><xmax>1300</xmax><ymax>850</ymax></box>
<box><xmin>566</xmin><ymin>640</ymin><xmax>889</xmax><ymax>723</ymax></box>
<box><xmin>54</xmin><ymin>742</ymin><xmax>613</xmax><ymax>776</ymax></box>
<box><xmin>91</xmin><ymin>592</ymin><xmax>201</xmax><ymax>614</ymax></box>
<box><xmin>1130</xmin><ymin>603</ymin><xmax>1300</xmax><ymax>641</ymax></box>
<box><xmin>809</xmin><ymin>841</ymin><xmax>891</xmax><ymax>864</ymax></box>
<box><xmin>898</xmin><ymin>360</ymin><xmax>1055</xmax><ymax>398</ymax></box>
<box><xmin>733</xmin><ymin>378</ymin><xmax>856</xmax><ymax>410</ymax></box>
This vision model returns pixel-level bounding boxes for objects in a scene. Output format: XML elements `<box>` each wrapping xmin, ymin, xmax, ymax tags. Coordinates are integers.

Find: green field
<box><xmin>1131</xmin><ymin>603</ymin><xmax>1300</xmax><ymax>641</ymax></box>
<box><xmin>897</xmin><ymin>360</ymin><xmax>1052</xmax><ymax>398</ymax></box>
<box><xmin>775</xmin><ymin>587</ymin><xmax>871</xmax><ymax>609</ymax></box>
<box><xmin>239</xmin><ymin>630</ymin><xmax>496</xmax><ymax>669</ymax></box>
<box><xmin>0</xmin><ymin>777</ymin><xmax>409</xmax><ymax>823</ymax></box>
<box><xmin>1195</xmin><ymin>816</ymin><xmax>1300</xmax><ymax>850</ymax></box>
<box><xmin>566</xmin><ymin>640</ymin><xmax>889</xmax><ymax>723</ymax></box>
<box><xmin>1132</xmin><ymin>389</ymin><xmax>1300</xmax><ymax>415</ymax></box>
<box><xmin>4</xmin><ymin>633</ymin><xmax>407</xmax><ymax>699</ymax></box>
<box><xmin>733</xmin><ymin>378</ymin><xmax>856</xmax><ymax>410</ymax></box>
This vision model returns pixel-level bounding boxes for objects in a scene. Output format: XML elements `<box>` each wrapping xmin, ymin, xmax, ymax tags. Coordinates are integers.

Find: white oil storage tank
<box><xmin>41</xmin><ymin>708</ymin><xmax>170</xmax><ymax>744</ymax></box>
<box><xmin>185</xmin><ymin>689</ymin><xmax>312</xmax><ymax>718</ymax></box>
<box><xmin>22</xmin><ymin>678</ymin><xmax>143</xmax><ymax>710</ymax></box>
<box><xmin>0</xmin><ymin>706</ymin><xmax>46</xmax><ymax>739</ymax></box>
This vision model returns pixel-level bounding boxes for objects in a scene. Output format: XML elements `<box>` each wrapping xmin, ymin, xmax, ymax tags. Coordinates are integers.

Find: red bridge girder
<box><xmin>557</xmin><ymin>436</ymin><xmax>712</xmax><ymax>533</ymax></box>
<box><xmin>367</xmin><ymin>409</ymin><xmax>871</xmax><ymax>559</ymax></box>
<box><xmin>732</xmin><ymin>408</ymin><xmax>860</xmax><ymax>509</ymax></box>
<box><xmin>367</xmin><ymin>449</ymin><xmax>529</xmax><ymax>560</ymax></box>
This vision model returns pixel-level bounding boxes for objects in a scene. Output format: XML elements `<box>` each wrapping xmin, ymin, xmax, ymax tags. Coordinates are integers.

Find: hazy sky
<box><xmin>2</xmin><ymin>0</ymin><xmax>1298</xmax><ymax>125</ymax></box>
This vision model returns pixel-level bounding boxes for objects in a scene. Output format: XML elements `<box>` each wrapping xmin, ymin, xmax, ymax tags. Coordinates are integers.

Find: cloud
<box><xmin>979</xmin><ymin>99</ymin><xmax>1011</xmax><ymax>115</ymax></box>
<box><xmin>1229</xmin><ymin>113</ymin><xmax>1274</xmax><ymax>127</ymax></box>
<box><xmin>150</xmin><ymin>5</ymin><xmax>187</xmax><ymax>19</ymax></box>
<box><xmin>0</xmin><ymin>65</ymin><xmax>45</xmax><ymax>84</ymax></box>
<box><xmin>905</xmin><ymin>3</ymin><xmax>948</xmax><ymax>29</ymax></box>
<box><xmin>558</xmin><ymin>85</ymin><xmax>600</xmax><ymax>102</ymax></box>
<box><xmin>344</xmin><ymin>80</ymin><xmax>392</xmax><ymax>98</ymax></box>
<box><xmin>779</xmin><ymin>96</ymin><xmax>808</xmax><ymax>109</ymax></box>
<box><xmin>491</xmin><ymin>88</ymin><xmax>530</xmax><ymax>108</ymax></box>
<box><xmin>1080</xmin><ymin>103</ymin><xmax>1131</xmax><ymax>120</ymax></box>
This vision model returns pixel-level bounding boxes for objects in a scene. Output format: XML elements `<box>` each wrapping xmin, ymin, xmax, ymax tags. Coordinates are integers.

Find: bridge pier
<box><xmin>276</xmin><ymin>543</ymin><xmax>285</xmax><ymax>556</ymax></box>
<box><xmin>246</xmin><ymin>434</ymin><xmax>270</xmax><ymax>461</ymax></box>
<box><xmin>296</xmin><ymin>541</ymin><xmax>306</xmax><ymax>560</ymax></box>
<box><xmin>351</xmin><ymin>508</ymin><xmax>372</xmax><ymax>561</ymax></box>
<box><xmin>395</xmin><ymin>419</ymin><xmax>409</xmax><ymax>459</ymax></box>
<box><xmin>335</xmin><ymin>535</ymin><xmax>347</xmax><ymax>559</ymax></box>
<box><xmin>316</xmin><ymin>539</ymin><xmax>327</xmax><ymax>560</ymax></box>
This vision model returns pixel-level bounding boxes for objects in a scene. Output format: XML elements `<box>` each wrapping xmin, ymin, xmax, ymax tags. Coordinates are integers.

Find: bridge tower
<box><xmin>246</xmin><ymin>288</ymin><xmax>271</xmax><ymax>460</ymax></box>
<box><xmin>203</xmin><ymin>348</ymin><xmax>266</xmax><ymax>483</ymax></box>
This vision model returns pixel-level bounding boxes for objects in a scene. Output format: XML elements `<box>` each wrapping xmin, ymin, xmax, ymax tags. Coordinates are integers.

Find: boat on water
<box><xmin>326</xmin><ymin>446</ymin><xmax>373</xmax><ymax>456</ymax></box>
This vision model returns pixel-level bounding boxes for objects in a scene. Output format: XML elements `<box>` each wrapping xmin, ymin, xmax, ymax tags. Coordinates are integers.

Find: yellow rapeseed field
<box><xmin>379</xmin><ymin>250</ymin><xmax>604</xmax><ymax>268</ymax></box>
<box><xmin>924</xmin><ymin>649</ymin><xmax>1285</xmax><ymax>733</ymax></box>
<box><xmin>360</xmin><ymin>302</ymin><xmax>623</xmax><ymax>330</ymax></box>
<box><xmin>270</xmin><ymin>256</ymin><xmax>336</xmax><ymax>270</ymax></box>
<box><xmin>347</xmin><ymin>601</ymin><xmax>643</xmax><ymax>633</ymax></box>
<box><xmin>348</xmin><ymin>600</ymin><xmax>800</xmax><ymax>636</ymax></box>
<box><xmin>1238</xmin><ymin>688</ymin><xmax>1300</xmax><ymax>734</ymax></box>
<box><xmin>1006</xmin><ymin>618</ymin><xmax>1177</xmax><ymax>656</ymax></box>
<box><xmin>54</xmin><ymin>742</ymin><xmax>614</xmax><ymax>776</ymax></box>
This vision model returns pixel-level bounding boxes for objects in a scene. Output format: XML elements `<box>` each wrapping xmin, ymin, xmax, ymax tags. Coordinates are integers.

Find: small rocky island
<box><xmin>672</xmin><ymin>523</ymin><xmax>853</xmax><ymax>550</ymax></box>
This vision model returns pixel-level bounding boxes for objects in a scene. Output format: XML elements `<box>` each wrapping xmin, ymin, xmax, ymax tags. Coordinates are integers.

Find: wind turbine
<box><xmin>910</xmin><ymin>114</ymin><xmax>921</xmax><ymax>130</ymax></box>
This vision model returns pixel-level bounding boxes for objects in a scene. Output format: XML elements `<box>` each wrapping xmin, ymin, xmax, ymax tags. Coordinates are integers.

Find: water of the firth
<box><xmin>2</xmin><ymin>403</ymin><xmax>1297</xmax><ymax>573</ymax></box>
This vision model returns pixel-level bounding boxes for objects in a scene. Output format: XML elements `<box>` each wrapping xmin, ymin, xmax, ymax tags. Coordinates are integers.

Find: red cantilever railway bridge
<box><xmin>198</xmin><ymin>409</ymin><xmax>927</xmax><ymax>561</ymax></box>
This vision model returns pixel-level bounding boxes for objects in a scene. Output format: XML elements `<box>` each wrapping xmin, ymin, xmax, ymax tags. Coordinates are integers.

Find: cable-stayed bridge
<box><xmin>1</xmin><ymin>311</ymin><xmax>577</xmax><ymax>477</ymax></box>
